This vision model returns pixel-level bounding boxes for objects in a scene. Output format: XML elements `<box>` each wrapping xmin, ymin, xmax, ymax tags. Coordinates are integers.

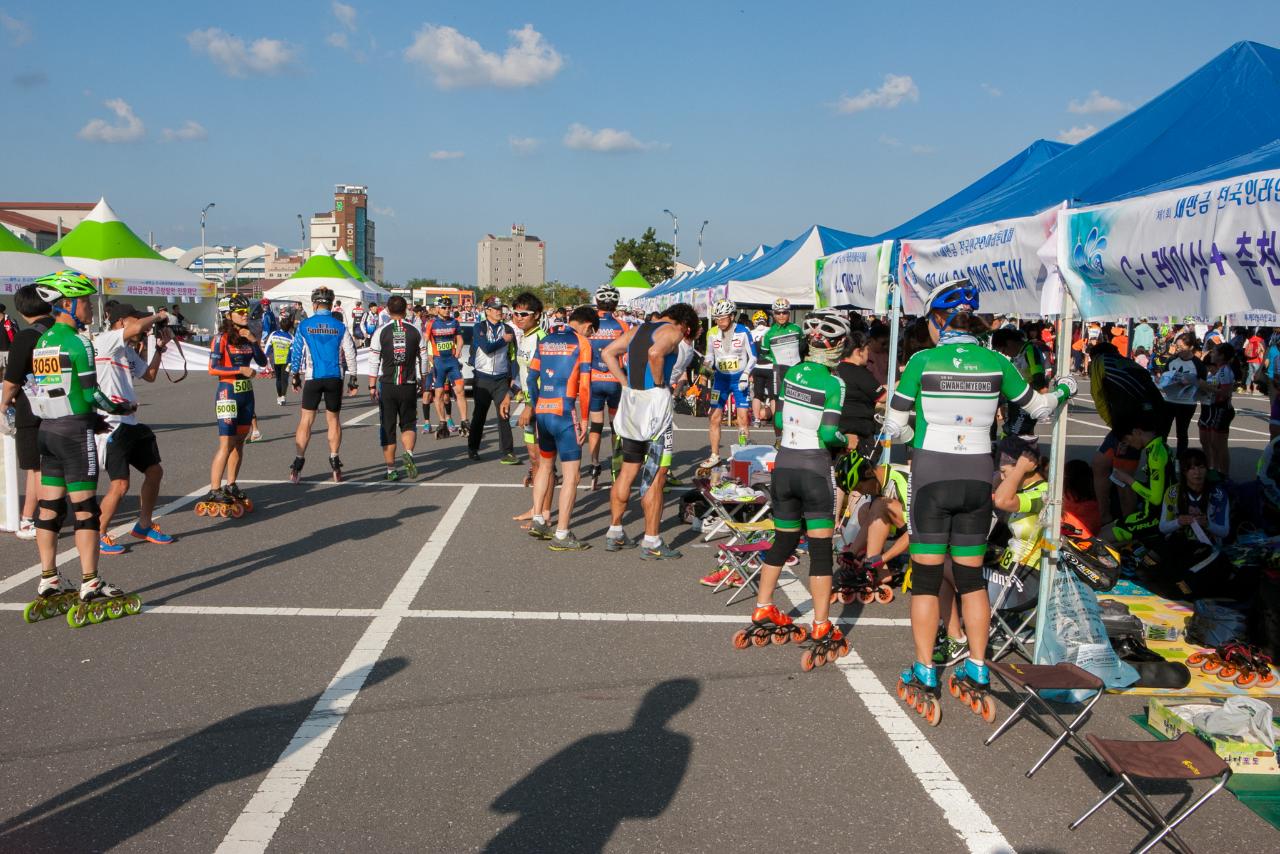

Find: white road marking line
<box><xmin>236</xmin><ymin>478</ymin><xmax>592</xmax><ymax>489</ymax></box>
<box><xmin>340</xmin><ymin>406</ymin><xmax>380</xmax><ymax>427</ymax></box>
<box><xmin>215</xmin><ymin>485</ymin><xmax>477</xmax><ymax>854</ymax></box>
<box><xmin>0</xmin><ymin>486</ymin><xmax>208</xmax><ymax>597</ymax></box>
<box><xmin>0</xmin><ymin>600</ymin><xmax>915</xmax><ymax>626</ymax></box>
<box><xmin>778</xmin><ymin>586</ymin><xmax>1010</xmax><ymax>853</ymax></box>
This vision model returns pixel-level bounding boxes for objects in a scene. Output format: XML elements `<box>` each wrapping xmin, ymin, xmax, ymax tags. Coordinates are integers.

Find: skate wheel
<box><xmin>876</xmin><ymin>585</ymin><xmax>894</xmax><ymax>604</ymax></box>
<box><xmin>829</xmin><ymin>592</ymin><xmax>839</xmax><ymax>605</ymax></box>
<box><xmin>838</xmin><ymin>641</ymin><xmax>849</xmax><ymax>658</ymax></box>
<box><xmin>838</xmin><ymin>591</ymin><xmax>855</xmax><ymax>605</ymax></box>
<box><xmin>970</xmin><ymin>696</ymin><xmax>983</xmax><ymax>715</ymax></box>
<box><xmin>106</xmin><ymin>599</ymin><xmax>125</xmax><ymax>620</ymax></box>
<box><xmin>1217</xmin><ymin>664</ymin><xmax>1238</xmax><ymax>680</ymax></box>
<box><xmin>814</xmin><ymin>651</ymin><xmax>827</xmax><ymax>668</ymax></box>
<box><xmin>67</xmin><ymin>605</ymin><xmax>89</xmax><ymax>629</ymax></box>
<box><xmin>229</xmin><ymin>503</ymin><xmax>245</xmax><ymax>518</ymax></box>
<box><xmin>825</xmin><ymin>646</ymin><xmax>840</xmax><ymax>664</ymax></box>
<box><xmin>857</xmin><ymin>590</ymin><xmax>875</xmax><ymax>605</ymax></box>
<box><xmin>194</xmin><ymin>503</ymin><xmax>205</xmax><ymax>517</ymax></box>
<box><xmin>751</xmin><ymin>632</ymin><xmax>769</xmax><ymax>648</ymax></box>
<box><xmin>22</xmin><ymin>601</ymin><xmax>42</xmax><ymax>624</ymax></box>
<box><xmin>897</xmin><ymin>679</ymin><xmax>908</xmax><ymax>701</ymax></box>
<box><xmin>732</xmin><ymin>629</ymin><xmax>750</xmax><ymax>650</ymax></box>
<box><xmin>915</xmin><ymin>698</ymin><xmax>927</xmax><ymax>715</ymax></box>
<box><xmin>243</xmin><ymin>499</ymin><xmax>254</xmax><ymax>512</ymax></box>
<box><xmin>784</xmin><ymin>555</ymin><xmax>799</xmax><ymax>568</ymax></box>
<box><xmin>980</xmin><ymin>695</ymin><xmax>997</xmax><ymax>723</ymax></box>
<box><xmin>790</xmin><ymin>626</ymin><xmax>808</xmax><ymax>644</ymax></box>
<box><xmin>44</xmin><ymin>599</ymin><xmax>63</xmax><ymax>620</ymax></box>
<box><xmin>1258</xmin><ymin>670</ymin><xmax>1278</xmax><ymax>688</ymax></box>
<box><xmin>58</xmin><ymin>597</ymin><xmax>73</xmax><ymax>615</ymax></box>
<box><xmin>87</xmin><ymin>603</ymin><xmax>107</xmax><ymax>624</ymax></box>
<box><xmin>948</xmin><ymin>675</ymin><xmax>961</xmax><ymax>698</ymax></box>
<box><xmin>1235</xmin><ymin>670</ymin><xmax>1259</xmax><ymax>689</ymax></box>
<box><xmin>925</xmin><ymin>699</ymin><xmax>942</xmax><ymax>727</ymax></box>
<box><xmin>801</xmin><ymin>650</ymin><xmax>816</xmax><ymax>672</ymax></box>
<box><xmin>1187</xmin><ymin>651</ymin><xmax>1207</xmax><ymax>666</ymax></box>
<box><xmin>124</xmin><ymin>595</ymin><xmax>142</xmax><ymax>615</ymax></box>
<box><xmin>1202</xmin><ymin>657</ymin><xmax>1222</xmax><ymax>674</ymax></box>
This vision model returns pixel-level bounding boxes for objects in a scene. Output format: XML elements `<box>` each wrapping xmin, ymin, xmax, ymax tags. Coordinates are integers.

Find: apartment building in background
<box><xmin>477</xmin><ymin>224</ymin><xmax>546</xmax><ymax>289</ymax></box>
<box><xmin>309</xmin><ymin>184</ymin><xmax>381</xmax><ymax>280</ymax></box>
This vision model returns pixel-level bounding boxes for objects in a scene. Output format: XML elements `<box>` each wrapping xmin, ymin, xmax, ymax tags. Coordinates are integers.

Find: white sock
<box><xmin>642</xmin><ymin>535</ymin><xmax>661</xmax><ymax>548</ymax></box>
<box><xmin>607</xmin><ymin>525</ymin><xmax>624</xmax><ymax>538</ymax></box>
<box><xmin>969</xmin><ymin>659</ymin><xmax>985</xmax><ymax>668</ymax></box>
<box><xmin>533</xmin><ymin>515</ymin><xmax>545</xmax><ymax>525</ymax></box>
<box><xmin>555</xmin><ymin>529</ymin><xmax>569</xmax><ymax>540</ymax></box>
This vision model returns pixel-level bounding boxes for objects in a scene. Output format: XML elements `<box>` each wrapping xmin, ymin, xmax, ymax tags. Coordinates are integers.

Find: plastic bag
<box><xmin>1191</xmin><ymin>697</ymin><xmax>1277</xmax><ymax>749</ymax></box>
<box><xmin>1184</xmin><ymin>600</ymin><xmax>1249</xmax><ymax>648</ymax></box>
<box><xmin>1036</xmin><ymin>566</ymin><xmax>1140</xmax><ymax>702</ymax></box>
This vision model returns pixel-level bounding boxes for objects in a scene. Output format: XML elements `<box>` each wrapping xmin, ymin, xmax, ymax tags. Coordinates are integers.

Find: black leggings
<box><xmin>273</xmin><ymin>364</ymin><xmax>289</xmax><ymax>397</ymax></box>
<box><xmin>1168</xmin><ymin>402</ymin><xmax>1197</xmax><ymax>458</ymax></box>
<box><xmin>468</xmin><ymin>375</ymin><xmax>513</xmax><ymax>455</ymax></box>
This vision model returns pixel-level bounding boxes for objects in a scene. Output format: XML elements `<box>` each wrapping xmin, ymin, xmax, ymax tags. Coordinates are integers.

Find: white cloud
<box><xmin>371</xmin><ymin>205</ymin><xmax>396</xmax><ymax>217</ymax></box>
<box><xmin>1057</xmin><ymin>124</ymin><xmax>1098</xmax><ymax>144</ymax></box>
<box><xmin>326</xmin><ymin>32</ymin><xmax>348</xmax><ymax>49</ymax></box>
<box><xmin>509</xmin><ymin>135</ymin><xmax>539</xmax><ymax>154</ymax></box>
<box><xmin>563</xmin><ymin>123</ymin><xmax>662</xmax><ymax>153</ymax></box>
<box><xmin>835</xmin><ymin>73</ymin><xmax>918</xmax><ymax>114</ymax></box>
<box><xmin>161</xmin><ymin>120</ymin><xmax>208</xmax><ymax>142</ymax></box>
<box><xmin>878</xmin><ymin>133</ymin><xmax>902</xmax><ymax>148</ymax></box>
<box><xmin>981</xmin><ymin>82</ymin><xmax>1002</xmax><ymax>98</ymax></box>
<box><xmin>332</xmin><ymin>2</ymin><xmax>357</xmax><ymax>31</ymax></box>
<box><xmin>1</xmin><ymin>11</ymin><xmax>31</xmax><ymax>46</ymax></box>
<box><xmin>187</xmin><ymin>28</ymin><xmax>299</xmax><ymax>77</ymax></box>
<box><xmin>1068</xmin><ymin>90</ymin><xmax>1129</xmax><ymax>114</ymax></box>
<box><xmin>429</xmin><ymin>150</ymin><xmax>464</xmax><ymax>160</ymax></box>
<box><xmin>404</xmin><ymin>23</ymin><xmax>563</xmax><ymax>89</ymax></box>
<box><xmin>78</xmin><ymin>98</ymin><xmax>145</xmax><ymax>143</ymax></box>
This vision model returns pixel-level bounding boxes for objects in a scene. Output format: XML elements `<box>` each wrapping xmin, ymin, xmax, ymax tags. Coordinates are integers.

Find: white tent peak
<box><xmin>313</xmin><ymin>244</ymin><xmax>332</xmax><ymax>257</ymax></box>
<box><xmin>620</xmin><ymin>259</ymin><xmax>639</xmax><ymax>273</ymax></box>
<box><xmin>694</xmin><ymin>260</ymin><xmax>707</xmax><ymax>272</ymax></box>
<box><xmin>334</xmin><ymin>247</ymin><xmax>352</xmax><ymax>261</ymax></box>
<box><xmin>84</xmin><ymin>197</ymin><xmax>122</xmax><ymax>225</ymax></box>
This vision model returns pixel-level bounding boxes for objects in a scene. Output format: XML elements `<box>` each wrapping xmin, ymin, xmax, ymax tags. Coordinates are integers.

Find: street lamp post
<box><xmin>698</xmin><ymin>220</ymin><xmax>709</xmax><ymax>265</ymax></box>
<box><xmin>297</xmin><ymin>214</ymin><xmax>305</xmax><ymax>251</ymax></box>
<box><xmin>663</xmin><ymin>208</ymin><xmax>679</xmax><ymax>272</ymax></box>
<box><xmin>200</xmin><ymin>202</ymin><xmax>215</xmax><ymax>253</ymax></box>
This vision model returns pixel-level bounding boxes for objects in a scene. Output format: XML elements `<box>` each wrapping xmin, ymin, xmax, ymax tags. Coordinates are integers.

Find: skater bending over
<box><xmin>737</xmin><ymin>309</ymin><xmax>854</xmax><ymax>670</ymax></box>
<box><xmin>881</xmin><ymin>279</ymin><xmax>1075</xmax><ymax>723</ymax></box>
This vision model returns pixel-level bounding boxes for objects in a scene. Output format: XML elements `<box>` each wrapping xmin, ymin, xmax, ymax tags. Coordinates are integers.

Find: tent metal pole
<box><xmin>1033</xmin><ymin>286</ymin><xmax>1077</xmax><ymax>659</ymax></box>
<box><xmin>879</xmin><ymin>274</ymin><xmax>902</xmax><ymax>467</ymax></box>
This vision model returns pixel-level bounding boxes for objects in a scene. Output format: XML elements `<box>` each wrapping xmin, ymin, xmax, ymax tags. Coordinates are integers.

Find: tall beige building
<box><xmin>477</xmin><ymin>224</ymin><xmax>546</xmax><ymax>289</ymax></box>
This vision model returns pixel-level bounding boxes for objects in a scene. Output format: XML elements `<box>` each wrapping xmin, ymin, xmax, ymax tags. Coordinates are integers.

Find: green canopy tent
<box><xmin>261</xmin><ymin>246</ymin><xmax>387</xmax><ymax>310</ymax></box>
<box><xmin>609</xmin><ymin>260</ymin><xmax>651</xmax><ymax>306</ymax></box>
<box><xmin>0</xmin><ymin>224</ymin><xmax>61</xmax><ymax>295</ymax></box>
<box><xmin>333</xmin><ymin>247</ymin><xmax>391</xmax><ymax>302</ymax></box>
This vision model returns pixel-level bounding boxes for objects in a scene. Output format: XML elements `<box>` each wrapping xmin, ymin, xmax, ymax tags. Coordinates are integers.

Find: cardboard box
<box><xmin>1146</xmin><ymin>697</ymin><xmax>1279</xmax><ymax>774</ymax></box>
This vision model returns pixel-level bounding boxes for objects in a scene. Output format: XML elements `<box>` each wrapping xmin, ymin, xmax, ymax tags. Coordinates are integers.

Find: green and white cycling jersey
<box><xmin>775</xmin><ymin>361</ymin><xmax>847</xmax><ymax>475</ymax></box>
<box><xmin>514</xmin><ymin>325</ymin><xmax>546</xmax><ymax>397</ymax></box>
<box><xmin>27</xmin><ymin>322</ymin><xmax>100</xmax><ymax>420</ymax></box>
<box><xmin>761</xmin><ymin>322</ymin><xmax>802</xmax><ymax>368</ymax></box>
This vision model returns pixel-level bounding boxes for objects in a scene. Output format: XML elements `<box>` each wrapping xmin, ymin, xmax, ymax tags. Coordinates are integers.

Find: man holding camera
<box><xmin>94</xmin><ymin>301</ymin><xmax>174</xmax><ymax>553</ymax></box>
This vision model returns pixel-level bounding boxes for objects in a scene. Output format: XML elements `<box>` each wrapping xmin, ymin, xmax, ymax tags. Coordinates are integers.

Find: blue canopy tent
<box><xmin>902</xmin><ymin>41</ymin><xmax>1280</xmax><ymax>238</ymax></box>
<box><xmin>638</xmin><ymin>243</ymin><xmax>774</xmax><ymax>309</ymax></box>
<box><xmin>716</xmin><ymin>225</ymin><xmax>870</xmax><ymax>307</ymax></box>
<box><xmin>1111</xmin><ymin>137</ymin><xmax>1280</xmax><ymax>200</ymax></box>
<box><xmin>877</xmin><ymin>139</ymin><xmax>1071</xmax><ymax>239</ymax></box>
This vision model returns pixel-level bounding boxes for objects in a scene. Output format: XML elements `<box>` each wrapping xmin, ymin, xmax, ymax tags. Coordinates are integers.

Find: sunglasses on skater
<box><xmin>511</xmin><ymin>310</ymin><xmax>536</xmax><ymax>318</ymax></box>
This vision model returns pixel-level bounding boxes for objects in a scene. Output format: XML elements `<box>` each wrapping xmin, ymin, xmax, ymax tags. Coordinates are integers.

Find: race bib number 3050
<box><xmin>31</xmin><ymin>347</ymin><xmax>64</xmax><ymax>383</ymax></box>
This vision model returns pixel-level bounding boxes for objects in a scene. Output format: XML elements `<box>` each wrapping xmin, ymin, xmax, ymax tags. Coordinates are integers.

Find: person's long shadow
<box><xmin>484</xmin><ymin>678</ymin><xmax>699</xmax><ymax>854</ymax></box>
<box><xmin>0</xmin><ymin>656</ymin><xmax>408</xmax><ymax>852</ymax></box>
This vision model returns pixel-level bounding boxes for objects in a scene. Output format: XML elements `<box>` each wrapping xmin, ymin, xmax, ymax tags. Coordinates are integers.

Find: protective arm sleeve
<box><xmin>251</xmin><ymin>341</ymin><xmax>268</xmax><ymax>367</ymax></box>
<box><xmin>741</xmin><ymin>327</ymin><xmax>757</xmax><ymax>376</ymax></box>
<box><xmin>1158</xmin><ymin>488</ymin><xmax>1180</xmax><ymax>535</ymax></box>
<box><xmin>341</xmin><ymin>328</ymin><xmax>357</xmax><ymax>379</ymax></box>
<box><xmin>1005</xmin><ymin>355</ymin><xmax>1075</xmax><ymax>420</ymax></box>
<box><xmin>368</xmin><ymin>330</ymin><xmax>383</xmax><ymax>379</ymax></box>
<box><xmin>287</xmin><ymin>327</ymin><xmax>305</xmax><ymax>374</ymax></box>
<box><xmin>1132</xmin><ymin>442</ymin><xmax>1168</xmax><ymax>505</ymax></box>
<box><xmin>208</xmin><ymin>336</ymin><xmax>241</xmax><ymax>380</ymax></box>
<box><xmin>820</xmin><ymin>374</ymin><xmax>848</xmax><ymax>449</ymax></box>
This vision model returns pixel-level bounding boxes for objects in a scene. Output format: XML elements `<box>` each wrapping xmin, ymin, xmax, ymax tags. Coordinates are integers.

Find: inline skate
<box><xmin>194</xmin><ymin>488</ymin><xmax>241</xmax><ymax>518</ymax></box>
<box><xmin>829</xmin><ymin>554</ymin><xmax>894</xmax><ymax>605</ymax></box>
<box><xmin>523</xmin><ymin>464</ymin><xmax>535</xmax><ymax>488</ymax></box>
<box><xmin>590</xmin><ymin>463</ymin><xmax>603</xmax><ymax>492</ymax></box>
<box><xmin>1187</xmin><ymin>642</ymin><xmax>1278</xmax><ymax>688</ymax></box>
<box><xmin>898</xmin><ymin>661</ymin><xmax>942</xmax><ymax>726</ymax></box>
<box><xmin>329</xmin><ymin>454</ymin><xmax>343</xmax><ymax>483</ymax></box>
<box><xmin>66</xmin><ymin>576</ymin><xmax>142</xmax><ymax>628</ymax></box>
<box><xmin>289</xmin><ymin>456</ymin><xmax>305</xmax><ymax>485</ymax></box>
<box><xmin>732</xmin><ymin>603</ymin><xmax>807</xmax><ymax>649</ymax></box>
<box><xmin>22</xmin><ymin>575</ymin><xmax>79</xmax><ymax>624</ymax></box>
<box><xmin>799</xmin><ymin>620</ymin><xmax>850</xmax><ymax>671</ymax></box>
<box><xmin>947</xmin><ymin>659</ymin><xmax>997</xmax><ymax>722</ymax></box>
<box><xmin>435</xmin><ymin>422</ymin><xmax>451</xmax><ymax>440</ymax></box>
<box><xmin>223</xmin><ymin>483</ymin><xmax>255</xmax><ymax>513</ymax></box>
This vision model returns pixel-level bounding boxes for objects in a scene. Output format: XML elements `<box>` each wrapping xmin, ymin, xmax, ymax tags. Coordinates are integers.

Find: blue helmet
<box><xmin>926</xmin><ymin>278</ymin><xmax>979</xmax><ymax>313</ymax></box>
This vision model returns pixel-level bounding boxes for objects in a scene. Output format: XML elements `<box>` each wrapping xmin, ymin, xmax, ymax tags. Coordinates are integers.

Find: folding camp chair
<box><xmin>694</xmin><ymin>478</ymin><xmax>771</xmax><ymax>542</ymax></box>
<box><xmin>1069</xmin><ymin>733</ymin><xmax>1231</xmax><ymax>854</ymax></box>
<box><xmin>986</xmin><ymin>661</ymin><xmax>1105</xmax><ymax>777</ymax></box>
<box><xmin>980</xmin><ymin>533</ymin><xmax>1048</xmax><ymax>663</ymax></box>
<box><xmin>711</xmin><ymin>536</ymin><xmax>803</xmax><ymax>606</ymax></box>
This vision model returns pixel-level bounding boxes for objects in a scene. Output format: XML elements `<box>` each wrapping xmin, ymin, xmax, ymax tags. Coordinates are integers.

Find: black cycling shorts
<box><xmin>1198</xmin><ymin>403</ymin><xmax>1235</xmax><ymax>432</ymax></box>
<box><xmin>620</xmin><ymin>424</ymin><xmax>674</xmax><ymax>467</ymax></box>
<box><xmin>104</xmin><ymin>422</ymin><xmax>161</xmax><ymax>480</ymax></box>
<box><xmin>378</xmin><ymin>383</ymin><xmax>418</xmax><ymax>446</ymax></box>
<box><xmin>909</xmin><ymin>479</ymin><xmax>992</xmax><ymax>558</ymax></box>
<box><xmin>38</xmin><ymin>417</ymin><xmax>99</xmax><ymax>491</ymax></box>
<box><xmin>16</xmin><ymin>424</ymin><xmax>39</xmax><ymax>471</ymax></box>
<box><xmin>770</xmin><ymin>467</ymin><xmax>836</xmax><ymax>529</ymax></box>
<box><xmin>751</xmin><ymin>369</ymin><xmax>773</xmax><ymax>402</ymax></box>
<box><xmin>302</xmin><ymin>377</ymin><xmax>344</xmax><ymax>412</ymax></box>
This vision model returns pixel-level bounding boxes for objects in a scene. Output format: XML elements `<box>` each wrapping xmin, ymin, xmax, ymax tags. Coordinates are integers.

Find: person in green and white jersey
<box><xmin>26</xmin><ymin>271</ymin><xmax>137</xmax><ymax>609</ymax></box>
<box><xmin>881</xmin><ymin>278</ymin><xmax>1076</xmax><ymax>717</ymax></box>
<box><xmin>759</xmin><ymin>298</ymin><xmax>803</xmax><ymax>442</ymax></box>
<box><xmin>739</xmin><ymin>309</ymin><xmax>855</xmax><ymax>664</ymax></box>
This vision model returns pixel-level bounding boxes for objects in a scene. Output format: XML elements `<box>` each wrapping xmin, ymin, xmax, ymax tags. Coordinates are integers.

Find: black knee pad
<box><xmin>589</xmin><ymin>421</ymin><xmax>604</xmax><ymax>435</ymax></box>
<box><xmin>807</xmin><ymin>537</ymin><xmax>834</xmax><ymax>579</ymax></box>
<box><xmin>952</xmin><ymin>563</ymin><xmax>987</xmax><ymax>595</ymax></box>
<box><xmin>910</xmin><ymin>560</ymin><xmax>944</xmax><ymax>596</ymax></box>
<box><xmin>34</xmin><ymin>497</ymin><xmax>67</xmax><ymax>532</ymax></box>
<box><xmin>764</xmin><ymin>528</ymin><xmax>802</xmax><ymax>567</ymax></box>
<box><xmin>69</xmin><ymin>496</ymin><xmax>101</xmax><ymax>531</ymax></box>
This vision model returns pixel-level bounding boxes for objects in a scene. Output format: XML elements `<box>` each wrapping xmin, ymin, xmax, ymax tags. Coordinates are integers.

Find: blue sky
<box><xmin>3</xmin><ymin>1</ymin><xmax>1279</xmax><ymax>286</ymax></box>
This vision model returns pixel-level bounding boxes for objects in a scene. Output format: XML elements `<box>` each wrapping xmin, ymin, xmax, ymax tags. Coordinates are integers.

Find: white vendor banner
<box><xmin>1058</xmin><ymin>169</ymin><xmax>1280</xmax><ymax>321</ymax></box>
<box><xmin>815</xmin><ymin>241</ymin><xmax>894</xmax><ymax>310</ymax></box>
<box><xmin>897</xmin><ymin>205</ymin><xmax>1060</xmax><ymax>317</ymax></box>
